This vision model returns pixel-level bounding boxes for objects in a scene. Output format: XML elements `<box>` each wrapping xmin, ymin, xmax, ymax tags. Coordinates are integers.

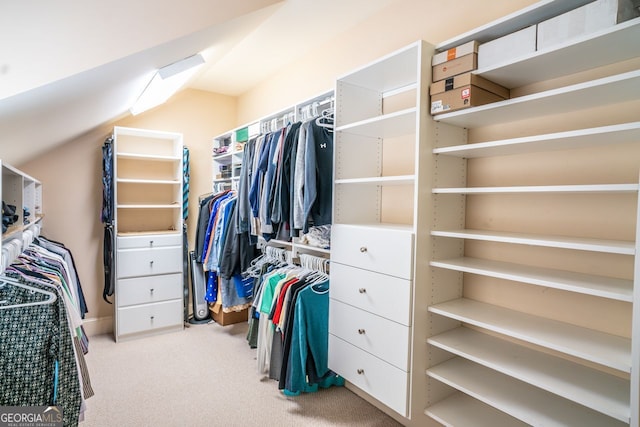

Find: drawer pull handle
<box><xmin>358</xmin><ymin>329</ymin><xmax>366</xmax><ymax>335</ymax></box>
<box><xmin>357</xmin><ymin>369</ymin><xmax>364</xmax><ymax>375</ymax></box>
<box><xmin>359</xmin><ymin>247</ymin><xmax>367</xmax><ymax>253</ymax></box>
<box><xmin>150</xmin><ymin>260</ymin><xmax>154</xmax><ymax>266</ymax></box>
<box><xmin>150</xmin><ymin>288</ymin><xmax>154</xmax><ymax>294</ymax></box>
<box><xmin>358</xmin><ymin>288</ymin><xmax>366</xmax><ymax>294</ymax></box>
<box><xmin>149</xmin><ymin>240</ymin><xmax>154</xmax><ymax>247</ymax></box>
<box><xmin>150</xmin><ymin>316</ymin><xmax>155</xmax><ymax>321</ymax></box>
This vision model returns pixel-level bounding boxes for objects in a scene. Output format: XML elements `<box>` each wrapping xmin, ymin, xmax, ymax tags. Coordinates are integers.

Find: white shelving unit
<box><xmin>428</xmin><ymin>327</ymin><xmax>630</xmax><ymax>422</ymax></box>
<box><xmin>426</xmin><ymin>1</ymin><xmax>640</xmax><ymax>426</ymax></box>
<box><xmin>0</xmin><ymin>160</ymin><xmax>43</xmax><ymax>273</ymax></box>
<box><xmin>211</xmin><ymin>134</ymin><xmax>246</xmax><ymax>193</ymax></box>
<box><xmin>112</xmin><ymin>126</ymin><xmax>184</xmax><ymax>342</ymax></box>
<box><xmin>429</xmin><ymin>298</ymin><xmax>631</xmax><ymax>372</ymax></box>
<box><xmin>329</xmin><ymin>40</ymin><xmax>433</xmax><ymax>425</ymax></box>
<box><xmin>428</xmin><ymin>357</ymin><xmax>627</xmax><ymax>427</ymax></box>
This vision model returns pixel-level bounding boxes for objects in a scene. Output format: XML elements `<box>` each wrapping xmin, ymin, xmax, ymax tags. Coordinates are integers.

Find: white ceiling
<box><xmin>0</xmin><ymin>0</ymin><xmax>393</xmax><ymax>166</ymax></box>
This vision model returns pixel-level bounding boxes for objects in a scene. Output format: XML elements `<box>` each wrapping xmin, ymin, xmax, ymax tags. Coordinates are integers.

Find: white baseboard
<box><xmin>82</xmin><ymin>316</ymin><xmax>113</xmax><ymax>337</ymax></box>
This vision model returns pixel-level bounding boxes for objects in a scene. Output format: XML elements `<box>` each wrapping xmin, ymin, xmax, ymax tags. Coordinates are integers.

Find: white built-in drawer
<box><xmin>329</xmin><ymin>299</ymin><xmax>410</xmax><ymax>371</ymax></box>
<box><xmin>117</xmin><ymin>233</ymin><xmax>182</xmax><ymax>250</ymax></box>
<box><xmin>331</xmin><ymin>224</ymin><xmax>413</xmax><ymax>279</ymax></box>
<box><xmin>117</xmin><ymin>299</ymin><xmax>182</xmax><ymax>337</ymax></box>
<box><xmin>328</xmin><ymin>334</ymin><xmax>408</xmax><ymax>416</ymax></box>
<box><xmin>330</xmin><ymin>262</ymin><xmax>411</xmax><ymax>325</ymax></box>
<box><xmin>116</xmin><ymin>246</ymin><xmax>182</xmax><ymax>278</ymax></box>
<box><xmin>117</xmin><ymin>273</ymin><xmax>182</xmax><ymax>307</ymax></box>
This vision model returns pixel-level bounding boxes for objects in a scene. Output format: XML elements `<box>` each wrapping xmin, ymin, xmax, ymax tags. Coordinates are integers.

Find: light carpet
<box><xmin>81</xmin><ymin>321</ymin><xmax>402</xmax><ymax>427</ymax></box>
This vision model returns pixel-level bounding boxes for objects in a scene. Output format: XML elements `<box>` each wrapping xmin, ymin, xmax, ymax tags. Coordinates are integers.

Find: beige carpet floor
<box><xmin>81</xmin><ymin>321</ymin><xmax>402</xmax><ymax>427</ymax></box>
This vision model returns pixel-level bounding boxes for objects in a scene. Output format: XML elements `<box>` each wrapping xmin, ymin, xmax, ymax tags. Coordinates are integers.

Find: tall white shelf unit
<box><xmin>328</xmin><ymin>40</ymin><xmax>433</xmax><ymax>425</ymax></box>
<box><xmin>425</xmin><ymin>2</ymin><xmax>640</xmax><ymax>426</ymax></box>
<box><xmin>212</xmin><ymin>132</ymin><xmax>246</xmax><ymax>194</ymax></box>
<box><xmin>113</xmin><ymin>126</ymin><xmax>184</xmax><ymax>342</ymax></box>
<box><xmin>212</xmin><ymin>90</ymin><xmax>334</xmax><ymax>259</ymax></box>
<box><xmin>0</xmin><ymin>160</ymin><xmax>43</xmax><ymax>273</ymax></box>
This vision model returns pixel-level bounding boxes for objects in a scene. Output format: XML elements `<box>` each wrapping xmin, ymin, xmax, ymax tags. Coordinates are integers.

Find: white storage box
<box><xmin>537</xmin><ymin>0</ymin><xmax>640</xmax><ymax>51</ymax></box>
<box><xmin>432</xmin><ymin>40</ymin><xmax>479</xmax><ymax>66</ymax></box>
<box><xmin>478</xmin><ymin>25</ymin><xmax>537</xmax><ymax>70</ymax></box>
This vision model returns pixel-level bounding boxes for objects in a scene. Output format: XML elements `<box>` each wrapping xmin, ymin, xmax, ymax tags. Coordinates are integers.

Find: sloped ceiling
<box><xmin>0</xmin><ymin>0</ymin><xmax>393</xmax><ymax>166</ymax></box>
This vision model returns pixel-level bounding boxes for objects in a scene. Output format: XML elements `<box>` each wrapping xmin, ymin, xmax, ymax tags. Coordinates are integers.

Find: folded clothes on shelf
<box><xmin>300</xmin><ymin>225</ymin><xmax>331</xmax><ymax>249</ymax></box>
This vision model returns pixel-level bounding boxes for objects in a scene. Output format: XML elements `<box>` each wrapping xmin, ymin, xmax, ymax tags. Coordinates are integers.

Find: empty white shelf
<box><xmin>116</xmin><ymin>204</ymin><xmax>180</xmax><ymax>209</ymax></box>
<box><xmin>433</xmin><ymin>122</ymin><xmax>640</xmax><ymax>158</ymax></box>
<box><xmin>117</xmin><ymin>230</ymin><xmax>181</xmax><ymax>237</ymax></box>
<box><xmin>337</xmin><ymin>42</ymin><xmax>419</xmax><ymax>92</ymax></box>
<box><xmin>433</xmin><ymin>183</ymin><xmax>638</xmax><ymax>194</ymax></box>
<box><xmin>428</xmin><ymin>298</ymin><xmax>631</xmax><ymax>372</ymax></box>
<box><xmin>428</xmin><ymin>327</ymin><xmax>630</xmax><ymax>422</ymax></box>
<box><xmin>476</xmin><ymin>18</ymin><xmax>640</xmax><ymax>88</ymax></box>
<box><xmin>430</xmin><ymin>257</ymin><xmax>633</xmax><ymax>302</ymax></box>
<box><xmin>335</xmin><ymin>175</ymin><xmax>415</xmax><ymax>186</ymax></box>
<box><xmin>383</xmin><ymin>82</ymin><xmax>417</xmax><ymax>99</ymax></box>
<box><xmin>426</xmin><ymin>392</ymin><xmax>528</xmax><ymax>427</ymax></box>
<box><xmin>333</xmin><ymin>222</ymin><xmax>413</xmax><ymax>233</ymax></box>
<box><xmin>336</xmin><ymin>108</ymin><xmax>416</xmax><ymax>138</ymax></box>
<box><xmin>117</xmin><ymin>178</ymin><xmax>181</xmax><ymax>185</ymax></box>
<box><xmin>431</xmin><ymin>229</ymin><xmax>635</xmax><ymax>255</ymax></box>
<box><xmin>117</xmin><ymin>152</ymin><xmax>180</xmax><ymax>162</ymax></box>
<box><xmin>434</xmin><ymin>70</ymin><xmax>640</xmax><ymax>128</ymax></box>
<box><xmin>427</xmin><ymin>357</ymin><xmax>626</xmax><ymax>427</ymax></box>
<box><xmin>212</xmin><ymin>150</ymin><xmax>243</xmax><ymax>163</ymax></box>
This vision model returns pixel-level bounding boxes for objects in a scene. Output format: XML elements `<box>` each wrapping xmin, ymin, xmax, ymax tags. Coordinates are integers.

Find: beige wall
<box><xmin>19</xmin><ymin>88</ymin><xmax>236</xmax><ymax>335</ymax></box>
<box><xmin>236</xmin><ymin>0</ymin><xmax>537</xmax><ymax>123</ymax></box>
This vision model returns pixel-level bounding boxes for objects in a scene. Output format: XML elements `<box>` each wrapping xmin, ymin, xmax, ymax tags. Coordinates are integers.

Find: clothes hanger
<box><xmin>315</xmin><ymin>107</ymin><xmax>334</xmax><ymax>130</ymax></box>
<box><xmin>0</xmin><ymin>276</ymin><xmax>57</xmax><ymax>309</ymax></box>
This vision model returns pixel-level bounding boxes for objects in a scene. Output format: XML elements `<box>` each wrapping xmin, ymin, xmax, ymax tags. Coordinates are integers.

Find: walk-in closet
<box><xmin>2</xmin><ymin>0</ymin><xmax>639</xmax><ymax>426</ymax></box>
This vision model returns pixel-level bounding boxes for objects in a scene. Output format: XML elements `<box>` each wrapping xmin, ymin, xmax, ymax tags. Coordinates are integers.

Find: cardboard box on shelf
<box><xmin>537</xmin><ymin>0</ymin><xmax>640</xmax><ymax>51</ymax></box>
<box><xmin>430</xmin><ymin>72</ymin><xmax>509</xmax><ymax>115</ymax></box>
<box><xmin>432</xmin><ymin>40</ymin><xmax>479</xmax><ymax>66</ymax></box>
<box><xmin>432</xmin><ymin>53</ymin><xmax>477</xmax><ymax>82</ymax></box>
<box><xmin>478</xmin><ymin>25</ymin><xmax>537</xmax><ymax>70</ymax></box>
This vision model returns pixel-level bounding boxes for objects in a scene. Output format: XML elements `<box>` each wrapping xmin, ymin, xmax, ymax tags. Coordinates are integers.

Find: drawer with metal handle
<box><xmin>117</xmin><ymin>299</ymin><xmax>182</xmax><ymax>337</ymax></box>
<box><xmin>329</xmin><ymin>299</ymin><xmax>410</xmax><ymax>371</ymax></box>
<box><xmin>117</xmin><ymin>233</ymin><xmax>182</xmax><ymax>250</ymax></box>
<box><xmin>329</xmin><ymin>262</ymin><xmax>411</xmax><ymax>326</ymax></box>
<box><xmin>116</xmin><ymin>246</ymin><xmax>182</xmax><ymax>278</ymax></box>
<box><xmin>116</xmin><ymin>273</ymin><xmax>182</xmax><ymax>307</ymax></box>
<box><xmin>330</xmin><ymin>224</ymin><xmax>413</xmax><ymax>279</ymax></box>
<box><xmin>328</xmin><ymin>334</ymin><xmax>409</xmax><ymax>417</ymax></box>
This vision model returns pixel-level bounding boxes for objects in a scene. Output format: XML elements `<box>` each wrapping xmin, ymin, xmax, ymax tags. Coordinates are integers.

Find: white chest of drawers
<box><xmin>329</xmin><ymin>224</ymin><xmax>415</xmax><ymax>416</ymax></box>
<box><xmin>112</xmin><ymin>126</ymin><xmax>184</xmax><ymax>342</ymax></box>
<box><xmin>115</xmin><ymin>233</ymin><xmax>183</xmax><ymax>340</ymax></box>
